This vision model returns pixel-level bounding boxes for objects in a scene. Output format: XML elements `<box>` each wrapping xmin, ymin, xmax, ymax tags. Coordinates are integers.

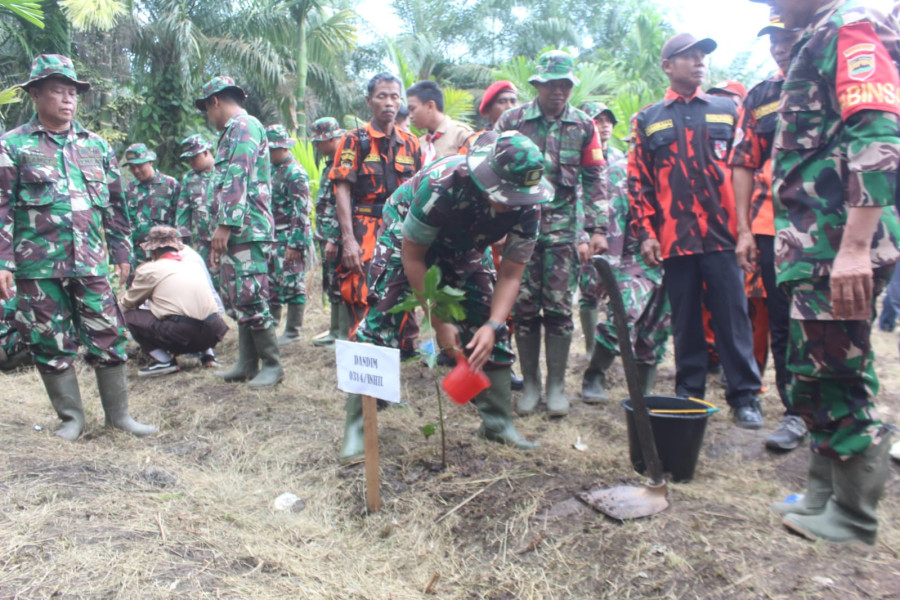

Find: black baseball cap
<box><xmin>661</xmin><ymin>33</ymin><xmax>717</xmax><ymax>60</ymax></box>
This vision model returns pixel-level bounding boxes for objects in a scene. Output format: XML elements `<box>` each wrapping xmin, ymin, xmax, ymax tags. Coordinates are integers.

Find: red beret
<box><xmin>479</xmin><ymin>80</ymin><xmax>517</xmax><ymax>116</ymax></box>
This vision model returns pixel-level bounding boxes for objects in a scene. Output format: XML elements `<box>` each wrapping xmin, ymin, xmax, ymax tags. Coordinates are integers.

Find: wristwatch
<box><xmin>486</xmin><ymin>319</ymin><xmax>508</xmax><ymax>338</ymax></box>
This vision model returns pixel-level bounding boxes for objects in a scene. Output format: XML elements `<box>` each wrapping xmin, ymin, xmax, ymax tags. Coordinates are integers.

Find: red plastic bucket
<box><xmin>441</xmin><ymin>356</ymin><xmax>490</xmax><ymax>405</ymax></box>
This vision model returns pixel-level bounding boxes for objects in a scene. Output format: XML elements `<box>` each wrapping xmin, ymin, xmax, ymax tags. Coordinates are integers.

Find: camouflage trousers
<box><xmin>13</xmin><ymin>276</ymin><xmax>128</xmax><ymax>374</ymax></box>
<box><xmin>595</xmin><ymin>271</ymin><xmax>670</xmax><ymax>365</ymax></box>
<box><xmin>268</xmin><ymin>240</ymin><xmax>307</xmax><ymax>306</ymax></box>
<box><xmin>513</xmin><ymin>240</ymin><xmax>578</xmax><ymax>337</ymax></box>
<box><xmin>578</xmin><ymin>261</ymin><xmax>602</xmax><ymax>310</ymax></box>
<box><xmin>356</xmin><ymin>246</ymin><xmax>514</xmax><ymax>367</ymax></box>
<box><xmin>785</xmin><ymin>268</ymin><xmax>892</xmax><ymax>459</ymax></box>
<box><xmin>318</xmin><ymin>241</ymin><xmax>342</xmax><ymax>304</ymax></box>
<box><xmin>219</xmin><ymin>242</ymin><xmax>273</xmax><ymax>330</ymax></box>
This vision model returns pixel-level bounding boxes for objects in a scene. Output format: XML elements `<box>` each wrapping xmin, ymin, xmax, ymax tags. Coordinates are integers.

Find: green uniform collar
<box><xmin>522</xmin><ymin>99</ymin><xmax>578</xmax><ymax>124</ymax></box>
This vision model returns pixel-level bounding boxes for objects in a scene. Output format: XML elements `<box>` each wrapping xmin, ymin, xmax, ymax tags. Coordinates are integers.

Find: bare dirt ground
<box><xmin>2</xmin><ymin>280</ymin><xmax>899</xmax><ymax>599</ymax></box>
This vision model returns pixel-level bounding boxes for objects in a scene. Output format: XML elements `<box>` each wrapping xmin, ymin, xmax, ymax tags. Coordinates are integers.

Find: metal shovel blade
<box><xmin>578</xmin><ymin>481</ymin><xmax>669</xmax><ymax>521</ymax></box>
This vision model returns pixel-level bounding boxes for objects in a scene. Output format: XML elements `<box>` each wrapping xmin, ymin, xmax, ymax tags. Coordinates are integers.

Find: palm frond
<box><xmin>58</xmin><ymin>0</ymin><xmax>126</xmax><ymax>32</ymax></box>
<box><xmin>0</xmin><ymin>0</ymin><xmax>42</xmax><ymax>28</ymax></box>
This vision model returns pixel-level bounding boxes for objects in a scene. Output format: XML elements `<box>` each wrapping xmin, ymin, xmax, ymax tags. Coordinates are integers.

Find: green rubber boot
<box><xmin>475</xmin><ymin>367</ymin><xmax>540</xmax><ymax>450</ymax></box>
<box><xmin>339</xmin><ymin>393</ymin><xmax>365</xmax><ymax>464</ymax></box>
<box><xmin>270</xmin><ymin>304</ymin><xmax>282</xmax><ymax>327</ymax></box>
<box><xmin>248</xmin><ymin>326</ymin><xmax>285</xmax><ymax>388</ymax></box>
<box><xmin>582</xmin><ymin>344</ymin><xmax>616</xmax><ymax>404</ymax></box>
<box><xmin>544</xmin><ymin>334</ymin><xmax>571</xmax><ymax>417</ymax></box>
<box><xmin>771</xmin><ymin>451</ymin><xmax>833</xmax><ymax>516</ymax></box>
<box><xmin>514</xmin><ymin>332</ymin><xmax>542</xmax><ymax>415</ymax></box>
<box><xmin>278</xmin><ymin>303</ymin><xmax>305</xmax><ymax>346</ymax></box>
<box><xmin>336</xmin><ymin>303</ymin><xmax>351</xmax><ymax>341</ymax></box>
<box><xmin>313</xmin><ymin>302</ymin><xmax>340</xmax><ymax>347</ymax></box>
<box><xmin>783</xmin><ymin>434</ymin><xmax>892</xmax><ymax>546</ymax></box>
<box><xmin>96</xmin><ymin>364</ymin><xmax>157</xmax><ymax>436</ymax></box>
<box><xmin>579</xmin><ymin>308</ymin><xmax>598</xmax><ymax>356</ymax></box>
<box><xmin>216</xmin><ymin>323</ymin><xmax>259</xmax><ymax>382</ymax></box>
<box><xmin>41</xmin><ymin>368</ymin><xmax>85</xmax><ymax>441</ymax></box>
<box><xmin>636</xmin><ymin>363</ymin><xmax>658</xmax><ymax>395</ymax></box>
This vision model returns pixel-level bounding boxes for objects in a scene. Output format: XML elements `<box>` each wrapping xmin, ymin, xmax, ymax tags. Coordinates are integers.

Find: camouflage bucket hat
<box><xmin>265</xmin><ymin>124</ymin><xmax>296</xmax><ymax>149</ymax></box>
<box><xmin>580</xmin><ymin>101</ymin><xmax>617</xmax><ymax>125</ymax></box>
<box><xmin>140</xmin><ymin>225</ymin><xmax>184</xmax><ymax>253</ymax></box>
<box><xmin>20</xmin><ymin>54</ymin><xmax>90</xmax><ymax>93</ymax></box>
<box><xmin>195</xmin><ymin>76</ymin><xmax>247</xmax><ymax>111</ymax></box>
<box><xmin>310</xmin><ymin>117</ymin><xmax>344</xmax><ymax>142</ymax></box>
<box><xmin>466</xmin><ymin>130</ymin><xmax>553</xmax><ymax>207</ymax></box>
<box><xmin>528</xmin><ymin>51</ymin><xmax>580</xmax><ymax>86</ymax></box>
<box><xmin>123</xmin><ymin>143</ymin><xmax>157</xmax><ymax>166</ymax></box>
<box><xmin>179</xmin><ymin>134</ymin><xmax>213</xmax><ymax>158</ymax></box>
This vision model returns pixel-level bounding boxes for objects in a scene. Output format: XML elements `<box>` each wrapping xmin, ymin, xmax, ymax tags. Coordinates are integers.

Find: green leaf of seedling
<box><xmin>425</xmin><ymin>352</ymin><xmax>438</xmax><ymax>369</ymax></box>
<box><xmin>438</xmin><ymin>285</ymin><xmax>465</xmax><ymax>298</ymax></box>
<box><xmin>387</xmin><ymin>295</ymin><xmax>421</xmax><ymax>314</ymax></box>
<box><xmin>424</xmin><ymin>265</ymin><xmax>441</xmax><ymax>298</ymax></box>
<box><xmin>447</xmin><ymin>303</ymin><xmax>467</xmax><ymax>322</ymax></box>
<box><xmin>421</xmin><ymin>422</ymin><xmax>437</xmax><ymax>439</ymax></box>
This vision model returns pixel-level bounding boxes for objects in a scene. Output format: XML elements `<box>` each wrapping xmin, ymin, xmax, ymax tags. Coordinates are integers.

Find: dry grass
<box><xmin>1</xmin><ymin>279</ymin><xmax>899</xmax><ymax>599</ymax></box>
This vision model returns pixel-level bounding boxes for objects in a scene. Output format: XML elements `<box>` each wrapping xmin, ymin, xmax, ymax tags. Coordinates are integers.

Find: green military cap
<box><xmin>528</xmin><ymin>50</ymin><xmax>580</xmax><ymax>87</ymax></box>
<box><xmin>195</xmin><ymin>75</ymin><xmax>247</xmax><ymax>111</ymax></box>
<box><xmin>310</xmin><ymin>117</ymin><xmax>344</xmax><ymax>142</ymax></box>
<box><xmin>19</xmin><ymin>54</ymin><xmax>90</xmax><ymax>93</ymax></box>
<box><xmin>466</xmin><ymin>130</ymin><xmax>553</xmax><ymax>207</ymax></box>
<box><xmin>123</xmin><ymin>143</ymin><xmax>157</xmax><ymax>166</ymax></box>
<box><xmin>179</xmin><ymin>134</ymin><xmax>213</xmax><ymax>158</ymax></box>
<box><xmin>265</xmin><ymin>124</ymin><xmax>295</xmax><ymax>149</ymax></box>
<box><xmin>580</xmin><ymin>101</ymin><xmax>618</xmax><ymax>126</ymax></box>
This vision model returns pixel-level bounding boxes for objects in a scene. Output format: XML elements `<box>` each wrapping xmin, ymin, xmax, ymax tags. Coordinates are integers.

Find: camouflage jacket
<box><xmin>0</xmin><ymin>116</ymin><xmax>132</xmax><ymax>278</ymax></box>
<box><xmin>175</xmin><ymin>168</ymin><xmax>215</xmax><ymax>243</ymax></box>
<box><xmin>271</xmin><ymin>155</ymin><xmax>310</xmax><ymax>250</ymax></box>
<box><xmin>730</xmin><ymin>74</ymin><xmax>784</xmax><ymax>237</ymax></box>
<box><xmin>494</xmin><ymin>100</ymin><xmax>607</xmax><ymax>241</ymax></box>
<box><xmin>315</xmin><ymin>158</ymin><xmax>339</xmax><ymax>244</ymax></box>
<box><xmin>629</xmin><ymin>89</ymin><xmax>739</xmax><ymax>260</ymax></box>
<box><xmin>125</xmin><ymin>170</ymin><xmax>180</xmax><ymax>253</ymax></box>
<box><xmin>394</xmin><ymin>155</ymin><xmax>540</xmax><ymax>269</ymax></box>
<box><xmin>772</xmin><ymin>0</ymin><xmax>900</xmax><ymax>284</ymax></box>
<box><xmin>606</xmin><ymin>153</ymin><xmax>662</xmax><ymax>283</ymax></box>
<box><xmin>213</xmin><ymin>108</ymin><xmax>274</xmax><ymax>245</ymax></box>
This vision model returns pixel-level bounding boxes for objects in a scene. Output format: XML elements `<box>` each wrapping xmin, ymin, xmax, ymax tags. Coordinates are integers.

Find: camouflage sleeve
<box><xmin>400</xmin><ymin>179</ymin><xmax>440</xmax><ymax>247</ymax></box>
<box><xmin>842</xmin><ymin>110</ymin><xmax>900</xmax><ymax>207</ymax></box>
<box><xmin>493</xmin><ymin>110</ymin><xmax>513</xmax><ymax>133</ymax></box>
<box><xmin>103</xmin><ymin>146</ymin><xmax>133</xmax><ymax>266</ymax></box>
<box><xmin>169</xmin><ymin>176</ymin><xmax>181</xmax><ymax>227</ymax></box>
<box><xmin>502</xmin><ymin>205</ymin><xmax>540</xmax><ymax>264</ymax></box>
<box><xmin>316</xmin><ymin>170</ymin><xmax>340</xmax><ymax>244</ymax></box>
<box><xmin>0</xmin><ymin>139</ymin><xmax>17</xmax><ymax>271</ymax></box>
<box><xmin>215</xmin><ymin>118</ymin><xmax>257</xmax><ymax>229</ymax></box>
<box><xmin>287</xmin><ymin>164</ymin><xmax>311</xmax><ymax>250</ymax></box>
<box><xmin>580</xmin><ymin>120</ymin><xmax>609</xmax><ymax>235</ymax></box>
<box><xmin>175</xmin><ymin>173</ymin><xmax>192</xmax><ymax>238</ymax></box>
<box><xmin>627</xmin><ymin>114</ymin><xmax>659</xmax><ymax>243</ymax></box>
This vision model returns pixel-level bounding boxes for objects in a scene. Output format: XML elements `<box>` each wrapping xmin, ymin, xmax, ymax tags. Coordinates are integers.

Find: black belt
<box><xmin>165</xmin><ymin>314</ymin><xmax>219</xmax><ymax>327</ymax></box>
<box><xmin>352</xmin><ymin>203</ymin><xmax>384</xmax><ymax>218</ymax></box>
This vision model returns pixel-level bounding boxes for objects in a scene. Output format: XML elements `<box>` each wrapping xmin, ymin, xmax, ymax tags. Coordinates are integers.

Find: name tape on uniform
<box><xmin>335</xmin><ymin>340</ymin><xmax>401</xmax><ymax>403</ymax></box>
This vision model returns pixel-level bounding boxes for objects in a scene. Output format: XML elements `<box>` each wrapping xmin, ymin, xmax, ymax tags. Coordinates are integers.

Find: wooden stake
<box><xmin>362</xmin><ymin>395</ymin><xmax>381</xmax><ymax>514</ymax></box>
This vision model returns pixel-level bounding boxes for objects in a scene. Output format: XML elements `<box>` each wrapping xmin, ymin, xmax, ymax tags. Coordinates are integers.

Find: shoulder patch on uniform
<box><xmin>395</xmin><ymin>154</ymin><xmax>414</xmax><ymax>165</ymax></box>
<box><xmin>645</xmin><ymin>119</ymin><xmax>673</xmax><ymax>136</ymax></box>
<box><xmin>752</xmin><ymin>101</ymin><xmax>779</xmax><ymax>121</ymax></box>
<box><xmin>363</xmin><ymin>153</ymin><xmax>380</xmax><ymax>162</ymax></box>
<box><xmin>836</xmin><ymin>20</ymin><xmax>900</xmax><ymax>120</ymax></box>
<box><xmin>340</xmin><ymin>149</ymin><xmax>355</xmax><ymax>162</ymax></box>
<box><xmin>706</xmin><ymin>114</ymin><xmax>735</xmax><ymax>126</ymax></box>
<box><xmin>591</xmin><ymin>147</ymin><xmax>604</xmax><ymax>162</ymax></box>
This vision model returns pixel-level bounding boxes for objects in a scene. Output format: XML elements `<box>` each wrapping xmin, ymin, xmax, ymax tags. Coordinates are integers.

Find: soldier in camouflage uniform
<box><xmin>122</xmin><ymin>143</ymin><xmax>180</xmax><ymax>266</ymax></box>
<box><xmin>175</xmin><ymin>134</ymin><xmax>216</xmax><ymax>264</ymax></box>
<box><xmin>760</xmin><ymin>0</ymin><xmax>900</xmax><ymax>546</ymax></box>
<box><xmin>494</xmin><ymin>50</ymin><xmax>608</xmax><ymax>418</ymax></box>
<box><xmin>195</xmin><ymin>76</ymin><xmax>283</xmax><ymax>388</ymax></box>
<box><xmin>265</xmin><ymin>124</ymin><xmax>310</xmax><ymax>346</ymax></box>
<box><xmin>0</xmin><ymin>297</ymin><xmax>31</xmax><ymax>370</ymax></box>
<box><xmin>577</xmin><ymin>101</ymin><xmax>624</xmax><ymax>356</ymax></box>
<box><xmin>309</xmin><ymin>117</ymin><xmax>349</xmax><ymax>348</ymax></box>
<box><xmin>339</xmin><ymin>131</ymin><xmax>550</xmax><ymax>464</ymax></box>
<box><xmin>0</xmin><ymin>55</ymin><xmax>156</xmax><ymax>440</ymax></box>
<box><xmin>581</xmin><ymin>107</ymin><xmax>671</xmax><ymax>403</ymax></box>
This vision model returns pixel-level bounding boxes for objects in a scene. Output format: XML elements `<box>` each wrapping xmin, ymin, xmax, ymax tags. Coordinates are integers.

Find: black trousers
<box><xmin>125</xmin><ymin>309</ymin><xmax>228</xmax><ymax>356</ymax></box>
<box><xmin>663</xmin><ymin>251</ymin><xmax>762</xmax><ymax>408</ymax></box>
<box><xmin>756</xmin><ymin>235</ymin><xmax>792</xmax><ymax>412</ymax></box>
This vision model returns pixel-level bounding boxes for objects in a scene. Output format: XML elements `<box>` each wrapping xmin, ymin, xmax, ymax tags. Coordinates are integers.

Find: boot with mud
<box><xmin>96</xmin><ymin>363</ymin><xmax>157</xmax><ymax>436</ymax></box>
<box><xmin>474</xmin><ymin>367</ymin><xmax>540</xmax><ymax>450</ymax></box>
<box><xmin>41</xmin><ymin>368</ymin><xmax>85</xmax><ymax>441</ymax></box>
<box><xmin>514</xmin><ymin>332</ymin><xmax>542</xmax><ymax>415</ymax></box>
<box><xmin>582</xmin><ymin>343</ymin><xmax>615</xmax><ymax>404</ymax></box>
<box><xmin>544</xmin><ymin>334</ymin><xmax>571</xmax><ymax>417</ymax></box>
<box><xmin>216</xmin><ymin>322</ymin><xmax>259</xmax><ymax>382</ymax></box>
<box><xmin>248</xmin><ymin>326</ymin><xmax>285</xmax><ymax>388</ymax></box>
<box><xmin>771</xmin><ymin>451</ymin><xmax>832</xmax><ymax>516</ymax></box>
<box><xmin>339</xmin><ymin>393</ymin><xmax>365</xmax><ymax>464</ymax></box>
<box><xmin>277</xmin><ymin>303</ymin><xmax>304</xmax><ymax>346</ymax></box>
<box><xmin>783</xmin><ymin>434</ymin><xmax>892</xmax><ymax>546</ymax></box>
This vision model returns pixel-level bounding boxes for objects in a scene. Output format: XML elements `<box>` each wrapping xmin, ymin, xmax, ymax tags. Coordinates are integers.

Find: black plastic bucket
<box><xmin>622</xmin><ymin>395</ymin><xmax>713</xmax><ymax>482</ymax></box>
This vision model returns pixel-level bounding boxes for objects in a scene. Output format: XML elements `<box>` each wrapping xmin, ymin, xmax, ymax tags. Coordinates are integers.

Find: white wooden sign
<box><xmin>335</xmin><ymin>340</ymin><xmax>401</xmax><ymax>403</ymax></box>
